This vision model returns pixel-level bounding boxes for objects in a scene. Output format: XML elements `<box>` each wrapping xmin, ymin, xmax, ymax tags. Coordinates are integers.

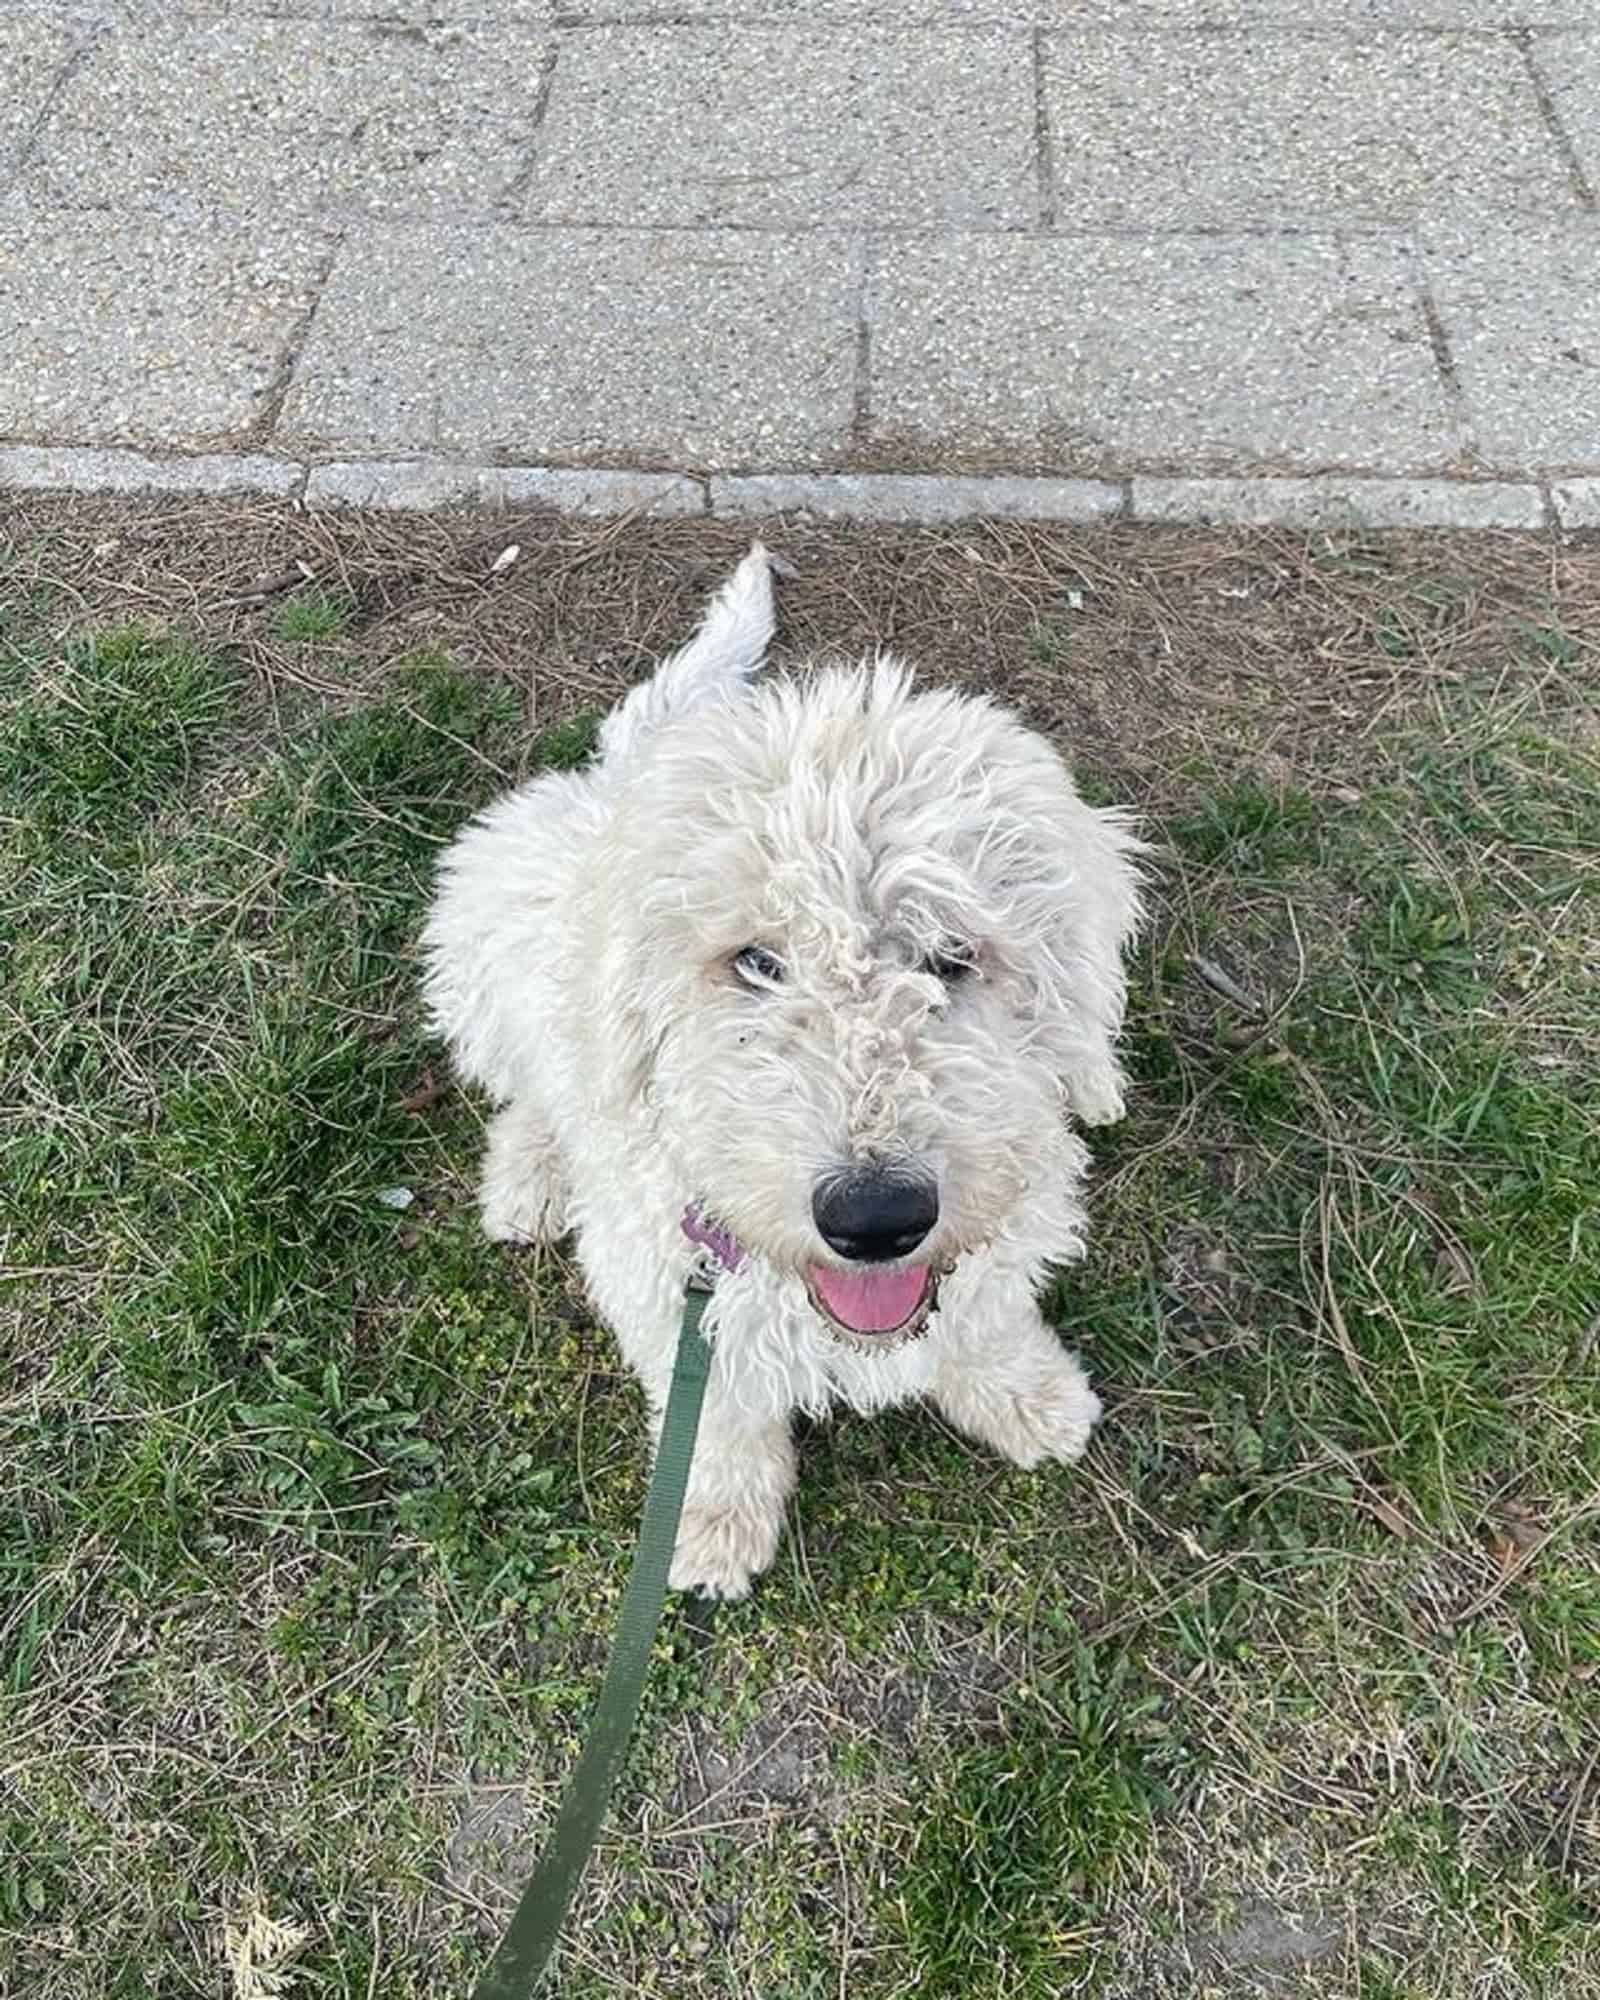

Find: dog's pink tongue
<box><xmin>810</xmin><ymin>1264</ymin><xmax>930</xmax><ymax>1334</ymax></box>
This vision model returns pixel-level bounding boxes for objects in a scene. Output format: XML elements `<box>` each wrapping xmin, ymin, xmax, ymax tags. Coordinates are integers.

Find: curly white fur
<box><xmin>423</xmin><ymin>546</ymin><xmax>1143</xmax><ymax>1598</ymax></box>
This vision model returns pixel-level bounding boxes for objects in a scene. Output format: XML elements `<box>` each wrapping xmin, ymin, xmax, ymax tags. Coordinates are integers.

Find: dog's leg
<box><xmin>664</xmin><ymin>1392</ymin><xmax>797</xmax><ymax>1601</ymax></box>
<box><xmin>929</xmin><ymin>1285</ymin><xmax>1101</xmax><ymax>1469</ymax></box>
<box><xmin>629</xmin><ymin>1334</ymin><xmax>795</xmax><ymax>1599</ymax></box>
<box><xmin>1058</xmin><ymin>944</ymin><xmax>1134</xmax><ymax>1128</ymax></box>
<box><xmin>478</xmin><ymin>1098</ymin><xmax>571</xmax><ymax>1244</ymax></box>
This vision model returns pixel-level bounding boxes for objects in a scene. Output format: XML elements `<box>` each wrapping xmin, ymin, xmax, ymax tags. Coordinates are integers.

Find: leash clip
<box><xmin>684</xmin><ymin>1249</ymin><xmax>720</xmax><ymax>1295</ymax></box>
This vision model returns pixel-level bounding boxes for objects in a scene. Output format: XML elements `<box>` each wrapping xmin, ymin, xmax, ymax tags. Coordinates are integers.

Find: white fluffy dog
<box><xmin>423</xmin><ymin>546</ymin><xmax>1142</xmax><ymax>1599</ymax></box>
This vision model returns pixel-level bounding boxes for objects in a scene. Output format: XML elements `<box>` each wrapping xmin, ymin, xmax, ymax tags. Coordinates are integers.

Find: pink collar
<box><xmin>681</xmin><ymin>1204</ymin><xmax>746</xmax><ymax>1276</ymax></box>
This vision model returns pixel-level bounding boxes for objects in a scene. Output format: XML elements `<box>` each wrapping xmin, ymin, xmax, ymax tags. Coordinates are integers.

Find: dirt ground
<box><xmin>4</xmin><ymin>492</ymin><xmax>1598</xmax><ymax>2000</ymax></box>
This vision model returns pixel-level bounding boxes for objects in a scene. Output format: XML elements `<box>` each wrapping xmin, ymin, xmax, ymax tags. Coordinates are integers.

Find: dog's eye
<box><xmin>733</xmin><ymin>945</ymin><xmax>785</xmax><ymax>988</ymax></box>
<box><xmin>922</xmin><ymin>942</ymin><xmax>977</xmax><ymax>983</ymax></box>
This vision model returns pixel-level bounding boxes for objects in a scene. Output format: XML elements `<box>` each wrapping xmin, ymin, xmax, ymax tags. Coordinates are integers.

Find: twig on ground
<box><xmin>1188</xmin><ymin>953</ymin><xmax>1266</xmax><ymax>1018</ymax></box>
<box><xmin>214</xmin><ymin>561</ymin><xmax>316</xmax><ymax>608</ymax></box>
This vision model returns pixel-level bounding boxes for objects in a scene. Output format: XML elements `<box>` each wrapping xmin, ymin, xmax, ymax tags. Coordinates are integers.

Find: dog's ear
<box><xmin>590</xmin><ymin>930</ymin><xmax>660</xmax><ymax>1121</ymax></box>
<box><xmin>1018</xmin><ymin>792</ymin><xmax>1145</xmax><ymax>1129</ymax></box>
<box><xmin>599</xmin><ymin>545</ymin><xmax>775</xmax><ymax>765</ymax></box>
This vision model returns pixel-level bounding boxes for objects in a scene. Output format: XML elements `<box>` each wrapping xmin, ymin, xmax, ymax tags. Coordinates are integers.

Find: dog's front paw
<box><xmin>1067</xmin><ymin>1062</ymin><xmax>1126</xmax><ymax>1128</ymax></box>
<box><xmin>480</xmin><ymin>1192</ymin><xmax>541</xmax><ymax>1244</ymax></box>
<box><xmin>479</xmin><ymin>1171</ymin><xmax>568</xmax><ymax>1245</ymax></box>
<box><xmin>983</xmin><ymin>1368</ymin><xmax>1103</xmax><ymax>1471</ymax></box>
<box><xmin>479</xmin><ymin>1107</ymin><xmax>570</xmax><ymax>1245</ymax></box>
<box><xmin>669</xmin><ymin>1499</ymin><xmax>784</xmax><ymax>1601</ymax></box>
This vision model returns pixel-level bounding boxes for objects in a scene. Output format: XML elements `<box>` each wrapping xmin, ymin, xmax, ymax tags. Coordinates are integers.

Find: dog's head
<box><xmin>595</xmin><ymin>661</ymin><xmax>1142</xmax><ymax>1339</ymax></box>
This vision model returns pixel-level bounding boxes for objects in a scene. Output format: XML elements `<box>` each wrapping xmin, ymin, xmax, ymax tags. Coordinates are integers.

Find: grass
<box><xmin>275</xmin><ymin>587</ymin><xmax>355</xmax><ymax>645</ymax></box>
<box><xmin>2</xmin><ymin>504</ymin><xmax>1598</xmax><ymax>1999</ymax></box>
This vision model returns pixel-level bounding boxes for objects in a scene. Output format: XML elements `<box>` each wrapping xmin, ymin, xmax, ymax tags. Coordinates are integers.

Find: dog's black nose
<box><xmin>812</xmin><ymin>1172</ymin><xmax>938</xmax><ymax>1263</ymax></box>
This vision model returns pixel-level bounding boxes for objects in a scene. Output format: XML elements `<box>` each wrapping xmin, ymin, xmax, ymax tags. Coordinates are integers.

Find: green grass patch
<box><xmin>0</xmin><ymin>625</ymin><xmax>231</xmax><ymax>837</ymax></box>
<box><xmin>3</xmin><ymin>530</ymin><xmax>1597</xmax><ymax>2000</ymax></box>
<box><xmin>275</xmin><ymin>586</ymin><xmax>356</xmax><ymax>643</ymax></box>
<box><xmin>891</xmin><ymin>1665</ymin><xmax>1162</xmax><ymax>1996</ymax></box>
<box><xmin>1167</xmin><ymin>778</ymin><xmax>1323</xmax><ymax>870</ymax></box>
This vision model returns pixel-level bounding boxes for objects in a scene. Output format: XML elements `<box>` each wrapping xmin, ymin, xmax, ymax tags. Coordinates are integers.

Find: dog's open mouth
<box><xmin>805</xmin><ymin>1262</ymin><xmax>937</xmax><ymax>1340</ymax></box>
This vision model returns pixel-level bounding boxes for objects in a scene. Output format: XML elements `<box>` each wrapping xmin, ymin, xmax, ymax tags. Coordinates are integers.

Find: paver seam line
<box><xmin>9</xmin><ymin>13</ymin><xmax>107</xmax><ymax>180</ymax></box>
<box><xmin>492</xmin><ymin>32</ymin><xmax>562</xmax><ymax>216</ymax></box>
<box><xmin>548</xmin><ymin>14</ymin><xmax>1563</xmax><ymax>37</ymax></box>
<box><xmin>249</xmin><ymin>230</ymin><xmax>346</xmax><ymax>450</ymax></box>
<box><xmin>850</xmin><ymin>235</ymin><xmax>874</xmax><ymax>456</ymax></box>
<box><xmin>9</xmin><ymin>432</ymin><xmax>1600</xmax><ymax>480</ymax></box>
<box><xmin>1401</xmin><ymin>228</ymin><xmax>1479</xmax><ymax>467</ymax></box>
<box><xmin>5</xmin><ymin>197</ymin><xmax>1568</xmax><ymax>243</ymax></box>
<box><xmin>1416</xmin><ymin>282</ymin><xmax>1464</xmax><ymax>406</ymax></box>
<box><xmin>681</xmin><ymin>472</ymin><xmax>712</xmax><ymax>515</ymax></box>
<box><xmin>1515</xmin><ymin>25</ymin><xmax>1599</xmax><ymax>209</ymax></box>
<box><xmin>1030</xmin><ymin>22</ymin><xmax>1056</xmax><ymax>230</ymax></box>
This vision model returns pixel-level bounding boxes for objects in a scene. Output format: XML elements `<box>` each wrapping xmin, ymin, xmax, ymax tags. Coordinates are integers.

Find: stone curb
<box><xmin>304</xmin><ymin>460</ymin><xmax>705</xmax><ymax>515</ymax></box>
<box><xmin>0</xmin><ymin>446</ymin><xmax>303</xmax><ymax>499</ymax></box>
<box><xmin>2</xmin><ymin>447</ymin><xmax>1590</xmax><ymax>531</ymax></box>
<box><xmin>1550</xmin><ymin>479</ymin><xmax>1600</xmax><ymax>530</ymax></box>
<box><xmin>709</xmin><ymin>473</ymin><xmax>1125</xmax><ymax>522</ymax></box>
<box><xmin>1130</xmin><ymin>475</ymin><xmax>1549</xmax><ymax>531</ymax></box>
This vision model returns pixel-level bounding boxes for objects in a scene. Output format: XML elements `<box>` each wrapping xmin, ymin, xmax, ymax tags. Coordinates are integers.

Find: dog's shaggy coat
<box><xmin>423</xmin><ymin>548</ymin><xmax>1142</xmax><ymax>1597</ymax></box>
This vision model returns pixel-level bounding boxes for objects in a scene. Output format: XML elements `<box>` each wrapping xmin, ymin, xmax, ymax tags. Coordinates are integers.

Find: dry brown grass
<box><xmin>3</xmin><ymin>493</ymin><xmax>1598</xmax><ymax>2000</ymax></box>
<box><xmin>9</xmin><ymin>492</ymin><xmax>1597</xmax><ymax>781</ymax></box>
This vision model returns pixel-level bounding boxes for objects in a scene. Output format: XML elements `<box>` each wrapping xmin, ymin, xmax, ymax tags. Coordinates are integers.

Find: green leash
<box><xmin>470</xmin><ymin>1279</ymin><xmax>714</xmax><ymax>2000</ymax></box>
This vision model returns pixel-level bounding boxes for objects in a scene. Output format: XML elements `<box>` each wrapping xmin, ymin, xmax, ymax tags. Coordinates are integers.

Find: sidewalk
<box><xmin>2</xmin><ymin>0</ymin><xmax>1598</xmax><ymax>527</ymax></box>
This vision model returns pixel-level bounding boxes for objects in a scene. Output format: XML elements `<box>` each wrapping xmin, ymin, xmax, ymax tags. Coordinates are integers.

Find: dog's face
<box><xmin>596</xmin><ymin>663</ymin><xmax>1140</xmax><ymax>1339</ymax></box>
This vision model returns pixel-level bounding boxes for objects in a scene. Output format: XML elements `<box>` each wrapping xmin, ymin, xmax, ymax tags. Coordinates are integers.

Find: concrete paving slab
<box><xmin>77</xmin><ymin>0</ymin><xmax>554</xmax><ymax>16</ymax></box>
<box><xmin>1042</xmin><ymin>31</ymin><xmax>1569</xmax><ymax>228</ymax></box>
<box><xmin>868</xmin><ymin>234</ymin><xmax>1461</xmax><ymax>475</ymax></box>
<box><xmin>0</xmin><ymin>14</ymin><xmax>79</xmax><ymax>174</ymax></box>
<box><xmin>547</xmin><ymin>0</ymin><xmax>977</xmax><ymax>17</ymax></box>
<box><xmin>526</xmin><ymin>25</ymin><xmax>1033</xmax><ymax>229</ymax></box>
<box><xmin>0</xmin><ymin>198</ymin><xmax>334</xmax><ymax>447</ymax></box>
<box><xmin>1423</xmin><ymin>219</ymin><xmax>1600</xmax><ymax>468</ymax></box>
<box><xmin>1530</xmin><ymin>31</ymin><xmax>1600</xmax><ymax>201</ymax></box>
<box><xmin>1131</xmin><ymin>475</ymin><xmax>1547</xmax><ymax>528</ymax></box>
<box><xmin>547</xmin><ymin>0</ymin><xmax>1600</xmax><ymax>19</ymax></box>
<box><xmin>0</xmin><ymin>0</ymin><xmax>1591</xmax><ymax>20</ymax></box>
<box><xmin>280</xmin><ymin>228</ymin><xmax>857</xmax><ymax>467</ymax></box>
<box><xmin>0</xmin><ymin>2</ymin><xmax>1592</xmax><ymax>511</ymax></box>
<box><xmin>1028</xmin><ymin>0</ymin><xmax>1597</xmax><ymax>19</ymax></box>
<box><xmin>29</xmin><ymin>17</ymin><xmax>550</xmax><ymax>217</ymax></box>
<box><xmin>711</xmin><ymin>472</ymin><xmax>1125</xmax><ymax>520</ymax></box>
<box><xmin>306</xmin><ymin>459</ymin><xmax>705</xmax><ymax>513</ymax></box>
